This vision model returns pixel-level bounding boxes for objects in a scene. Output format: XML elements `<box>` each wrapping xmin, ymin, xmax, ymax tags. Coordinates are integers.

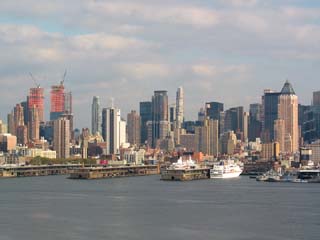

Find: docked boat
<box><xmin>161</xmin><ymin>157</ymin><xmax>209</xmax><ymax>181</ymax></box>
<box><xmin>210</xmin><ymin>160</ymin><xmax>242</xmax><ymax>179</ymax></box>
<box><xmin>256</xmin><ymin>169</ymin><xmax>282</xmax><ymax>182</ymax></box>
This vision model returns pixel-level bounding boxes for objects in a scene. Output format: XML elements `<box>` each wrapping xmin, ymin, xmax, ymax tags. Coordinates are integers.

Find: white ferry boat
<box><xmin>210</xmin><ymin>160</ymin><xmax>242</xmax><ymax>179</ymax></box>
<box><xmin>168</xmin><ymin>157</ymin><xmax>199</xmax><ymax>170</ymax></box>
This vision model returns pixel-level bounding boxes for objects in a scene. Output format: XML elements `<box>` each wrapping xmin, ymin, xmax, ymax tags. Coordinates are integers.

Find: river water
<box><xmin>0</xmin><ymin>175</ymin><xmax>319</xmax><ymax>240</ymax></box>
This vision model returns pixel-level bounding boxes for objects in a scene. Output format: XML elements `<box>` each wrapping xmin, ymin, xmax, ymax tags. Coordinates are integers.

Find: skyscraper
<box><xmin>169</xmin><ymin>104</ymin><xmax>176</xmax><ymax>130</ymax></box>
<box><xmin>263</xmin><ymin>90</ymin><xmax>280</xmax><ymax>142</ymax></box>
<box><xmin>64</xmin><ymin>91</ymin><xmax>72</xmax><ymax>114</ymax></box>
<box><xmin>278</xmin><ymin>81</ymin><xmax>299</xmax><ymax>153</ymax></box>
<box><xmin>28</xmin><ymin>87</ymin><xmax>44</xmax><ymax>122</ymax></box>
<box><xmin>7</xmin><ymin>112</ymin><xmax>14</xmax><ymax>135</ymax></box>
<box><xmin>28</xmin><ymin>105</ymin><xmax>40</xmax><ymax>142</ymax></box>
<box><xmin>176</xmin><ymin>87</ymin><xmax>184</xmax><ymax>129</ymax></box>
<box><xmin>53</xmin><ymin>117</ymin><xmax>70</xmax><ymax>159</ymax></box>
<box><xmin>13</xmin><ymin>104</ymin><xmax>24</xmax><ymax>135</ymax></box>
<box><xmin>21</xmin><ymin>101</ymin><xmax>29</xmax><ymax>125</ymax></box>
<box><xmin>140</xmin><ymin>101</ymin><xmax>152</xmax><ymax>145</ymax></box>
<box><xmin>205</xmin><ymin>102</ymin><xmax>224</xmax><ymax>120</ymax></box>
<box><xmin>50</xmin><ymin>83</ymin><xmax>65</xmax><ymax>120</ymax></box>
<box><xmin>151</xmin><ymin>90</ymin><xmax>169</xmax><ymax>148</ymax></box>
<box><xmin>313</xmin><ymin>91</ymin><xmax>320</xmax><ymax>106</ymax></box>
<box><xmin>127</xmin><ymin>110</ymin><xmax>141</xmax><ymax>146</ymax></box>
<box><xmin>91</xmin><ymin>96</ymin><xmax>101</xmax><ymax>135</ymax></box>
<box><xmin>243</xmin><ymin>112</ymin><xmax>249</xmax><ymax>141</ymax></box>
<box><xmin>274</xmin><ymin>119</ymin><xmax>285</xmax><ymax>153</ymax></box>
<box><xmin>249</xmin><ymin>103</ymin><xmax>262</xmax><ymax>141</ymax></box>
<box><xmin>224</xmin><ymin>106</ymin><xmax>243</xmax><ymax>133</ymax></box>
<box><xmin>102</xmin><ymin>107</ymin><xmax>126</xmax><ymax>154</ymax></box>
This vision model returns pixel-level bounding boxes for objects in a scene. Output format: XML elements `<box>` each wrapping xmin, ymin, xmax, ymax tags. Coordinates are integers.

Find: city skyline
<box><xmin>1</xmin><ymin>0</ymin><xmax>320</xmax><ymax>128</ymax></box>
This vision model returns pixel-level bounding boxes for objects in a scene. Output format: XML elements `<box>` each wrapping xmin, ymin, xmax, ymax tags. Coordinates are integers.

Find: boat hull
<box><xmin>210</xmin><ymin>171</ymin><xmax>242</xmax><ymax>179</ymax></box>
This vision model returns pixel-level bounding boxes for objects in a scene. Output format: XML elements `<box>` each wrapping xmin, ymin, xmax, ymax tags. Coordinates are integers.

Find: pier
<box><xmin>69</xmin><ymin>165</ymin><xmax>160</xmax><ymax>179</ymax></box>
<box><xmin>161</xmin><ymin>167</ymin><xmax>210</xmax><ymax>181</ymax></box>
<box><xmin>0</xmin><ymin>164</ymin><xmax>82</xmax><ymax>178</ymax></box>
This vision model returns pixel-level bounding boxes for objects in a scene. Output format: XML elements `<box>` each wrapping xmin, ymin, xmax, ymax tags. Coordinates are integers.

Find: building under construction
<box><xmin>28</xmin><ymin>87</ymin><xmax>44</xmax><ymax>122</ymax></box>
<box><xmin>50</xmin><ymin>84</ymin><xmax>65</xmax><ymax>120</ymax></box>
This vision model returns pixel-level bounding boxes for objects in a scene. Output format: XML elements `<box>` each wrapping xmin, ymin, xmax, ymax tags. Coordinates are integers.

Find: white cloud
<box><xmin>87</xmin><ymin>2</ymin><xmax>219</xmax><ymax>28</ymax></box>
<box><xmin>119</xmin><ymin>63</ymin><xmax>170</xmax><ymax>79</ymax></box>
<box><xmin>192</xmin><ymin>64</ymin><xmax>250</xmax><ymax>77</ymax></box>
<box><xmin>70</xmin><ymin>33</ymin><xmax>147</xmax><ymax>51</ymax></box>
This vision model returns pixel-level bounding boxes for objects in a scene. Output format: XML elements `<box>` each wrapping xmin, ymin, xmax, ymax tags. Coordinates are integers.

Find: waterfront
<box><xmin>0</xmin><ymin>176</ymin><xmax>319</xmax><ymax>240</ymax></box>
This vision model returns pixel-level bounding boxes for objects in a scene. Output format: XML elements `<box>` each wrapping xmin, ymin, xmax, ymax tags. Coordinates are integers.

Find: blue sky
<box><xmin>0</xmin><ymin>0</ymin><xmax>319</xmax><ymax>128</ymax></box>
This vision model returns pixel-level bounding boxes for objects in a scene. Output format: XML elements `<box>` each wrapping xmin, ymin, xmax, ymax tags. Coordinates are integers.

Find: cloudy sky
<box><xmin>0</xmin><ymin>0</ymin><xmax>319</xmax><ymax>128</ymax></box>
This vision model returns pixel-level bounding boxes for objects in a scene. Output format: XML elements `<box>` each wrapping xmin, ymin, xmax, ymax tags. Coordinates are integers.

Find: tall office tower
<box><xmin>61</xmin><ymin>113</ymin><xmax>74</xmax><ymax>142</ymax></box>
<box><xmin>21</xmin><ymin>101</ymin><xmax>29</xmax><ymax>125</ymax></box>
<box><xmin>28</xmin><ymin>105</ymin><xmax>40</xmax><ymax>142</ymax></box>
<box><xmin>263</xmin><ymin>90</ymin><xmax>280</xmax><ymax>142</ymax></box>
<box><xmin>80</xmin><ymin>128</ymin><xmax>90</xmax><ymax>159</ymax></box>
<box><xmin>28</xmin><ymin>87</ymin><xmax>44</xmax><ymax>122</ymax></box>
<box><xmin>50</xmin><ymin>83</ymin><xmax>65</xmax><ymax>120</ymax></box>
<box><xmin>102</xmin><ymin>107</ymin><xmax>125</xmax><ymax>154</ymax></box>
<box><xmin>250</xmin><ymin>103</ymin><xmax>262</xmax><ymax>121</ymax></box>
<box><xmin>64</xmin><ymin>91</ymin><xmax>72</xmax><ymax>114</ymax></box>
<box><xmin>278</xmin><ymin>81</ymin><xmax>299</xmax><ymax>153</ymax></box>
<box><xmin>16</xmin><ymin>125</ymin><xmax>28</xmax><ymax>145</ymax></box>
<box><xmin>127</xmin><ymin>110</ymin><xmax>141</xmax><ymax>146</ymax></box>
<box><xmin>13</xmin><ymin>104</ymin><xmax>24</xmax><ymax>135</ymax></box>
<box><xmin>243</xmin><ymin>112</ymin><xmax>249</xmax><ymax>142</ymax></box>
<box><xmin>91</xmin><ymin>96</ymin><xmax>101</xmax><ymax>135</ymax></box>
<box><xmin>7</xmin><ymin>112</ymin><xmax>14</xmax><ymax>135</ymax></box>
<box><xmin>274</xmin><ymin>119</ymin><xmax>285</xmax><ymax>152</ymax></box>
<box><xmin>206</xmin><ymin>102</ymin><xmax>224</xmax><ymax>134</ymax></box>
<box><xmin>53</xmin><ymin>117</ymin><xmax>70</xmax><ymax>159</ymax></box>
<box><xmin>249</xmin><ymin>103</ymin><xmax>262</xmax><ymax>141</ymax></box>
<box><xmin>224</xmin><ymin>106</ymin><xmax>243</xmax><ymax>133</ymax></box>
<box><xmin>195</xmin><ymin>119</ymin><xmax>219</xmax><ymax>156</ymax></box>
<box><xmin>151</xmin><ymin>91</ymin><xmax>169</xmax><ymax>148</ymax></box>
<box><xmin>140</xmin><ymin>101</ymin><xmax>152</xmax><ymax>144</ymax></box>
<box><xmin>176</xmin><ymin>87</ymin><xmax>184</xmax><ymax>129</ymax></box>
<box><xmin>169</xmin><ymin>104</ymin><xmax>176</xmax><ymax>131</ymax></box>
<box><xmin>205</xmin><ymin>102</ymin><xmax>224</xmax><ymax>120</ymax></box>
<box><xmin>313</xmin><ymin>91</ymin><xmax>320</xmax><ymax>106</ymax></box>
<box><xmin>219</xmin><ymin>131</ymin><xmax>237</xmax><ymax>155</ymax></box>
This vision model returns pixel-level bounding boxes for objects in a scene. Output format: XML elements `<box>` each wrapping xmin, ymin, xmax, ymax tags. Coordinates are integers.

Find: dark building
<box><xmin>40</xmin><ymin>121</ymin><xmax>54</xmax><ymax>144</ymax></box>
<box><xmin>21</xmin><ymin>100</ymin><xmax>29</xmax><ymax>125</ymax></box>
<box><xmin>303</xmin><ymin>106</ymin><xmax>320</xmax><ymax>143</ymax></box>
<box><xmin>205</xmin><ymin>102</ymin><xmax>224</xmax><ymax>134</ymax></box>
<box><xmin>101</xmin><ymin>109</ymin><xmax>107</xmax><ymax>142</ymax></box>
<box><xmin>249</xmin><ymin>103</ymin><xmax>262</xmax><ymax>141</ymax></box>
<box><xmin>139</xmin><ymin>101</ymin><xmax>152</xmax><ymax>144</ymax></box>
<box><xmin>205</xmin><ymin>102</ymin><xmax>224</xmax><ymax>120</ymax></box>
<box><xmin>224</xmin><ymin>106</ymin><xmax>243</xmax><ymax>133</ymax></box>
<box><xmin>151</xmin><ymin>91</ymin><xmax>169</xmax><ymax>148</ymax></box>
<box><xmin>263</xmin><ymin>92</ymin><xmax>280</xmax><ymax>142</ymax></box>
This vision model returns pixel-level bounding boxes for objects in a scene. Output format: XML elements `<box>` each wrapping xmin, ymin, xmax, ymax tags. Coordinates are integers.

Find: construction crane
<box><xmin>29</xmin><ymin>72</ymin><xmax>40</xmax><ymax>88</ymax></box>
<box><xmin>61</xmin><ymin>69</ymin><xmax>67</xmax><ymax>85</ymax></box>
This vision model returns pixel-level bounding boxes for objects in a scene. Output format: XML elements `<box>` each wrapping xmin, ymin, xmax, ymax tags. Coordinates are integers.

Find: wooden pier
<box><xmin>69</xmin><ymin>165</ymin><xmax>160</xmax><ymax>179</ymax></box>
<box><xmin>161</xmin><ymin>167</ymin><xmax>210</xmax><ymax>181</ymax></box>
<box><xmin>0</xmin><ymin>164</ymin><xmax>82</xmax><ymax>178</ymax></box>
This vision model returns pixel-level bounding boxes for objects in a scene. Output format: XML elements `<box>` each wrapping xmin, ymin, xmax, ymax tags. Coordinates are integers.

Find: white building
<box><xmin>124</xmin><ymin>148</ymin><xmax>145</xmax><ymax>165</ymax></box>
<box><xmin>176</xmin><ymin>87</ymin><xmax>184</xmax><ymax>129</ymax></box>
<box><xmin>102</xmin><ymin>107</ymin><xmax>127</xmax><ymax>155</ymax></box>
